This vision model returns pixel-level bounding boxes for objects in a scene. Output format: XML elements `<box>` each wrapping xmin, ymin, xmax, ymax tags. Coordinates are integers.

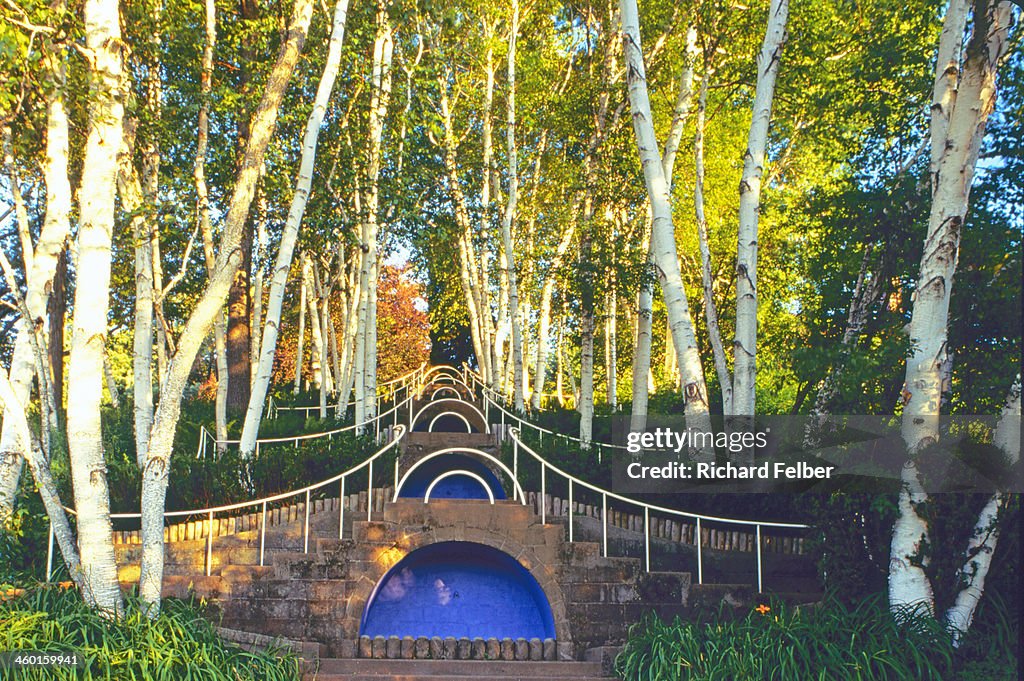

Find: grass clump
<box><xmin>0</xmin><ymin>584</ymin><xmax>301</xmax><ymax>680</ymax></box>
<box><xmin>614</xmin><ymin>593</ymin><xmax>1016</xmax><ymax>681</ymax></box>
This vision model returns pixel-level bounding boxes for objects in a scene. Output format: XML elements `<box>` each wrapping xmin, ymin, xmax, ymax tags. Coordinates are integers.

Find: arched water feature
<box><xmin>397</xmin><ymin>453</ymin><xmax>507</xmax><ymax>500</ymax></box>
<box><xmin>359</xmin><ymin>541</ymin><xmax>556</xmax><ymax>640</ymax></box>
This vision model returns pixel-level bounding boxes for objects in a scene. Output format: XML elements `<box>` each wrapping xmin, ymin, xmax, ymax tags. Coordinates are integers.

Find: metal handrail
<box><xmin>198</xmin><ymin>389</ymin><xmax>416</xmax><ymax>458</ymax></box>
<box><xmin>479</xmin><ymin>384</ymin><xmax>629</xmax><ymax>455</ymax></box>
<box><xmin>267</xmin><ymin>363</ymin><xmax>425</xmax><ymax>418</ymax></box>
<box><xmin>508</xmin><ymin>427</ymin><xmax>808</xmax><ymax>592</ymax></box>
<box><xmin>50</xmin><ymin>426</ymin><xmax>408</xmax><ymax>580</ymax></box>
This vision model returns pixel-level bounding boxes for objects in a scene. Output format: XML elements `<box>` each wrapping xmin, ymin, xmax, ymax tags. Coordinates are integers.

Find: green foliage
<box><xmin>0</xmin><ymin>585</ymin><xmax>300</xmax><ymax>680</ymax></box>
<box><xmin>614</xmin><ymin>593</ymin><xmax>1018</xmax><ymax>681</ymax></box>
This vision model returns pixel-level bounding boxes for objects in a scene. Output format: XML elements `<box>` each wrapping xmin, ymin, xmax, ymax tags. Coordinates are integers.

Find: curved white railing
<box><xmin>198</xmin><ymin>389</ymin><xmax>418</xmax><ymax>459</ymax></box>
<box><xmin>508</xmin><ymin>427</ymin><xmax>808</xmax><ymax>592</ymax></box>
<box><xmin>267</xmin><ymin>363</ymin><xmax>427</xmax><ymax>418</ymax></box>
<box><xmin>477</xmin><ymin>382</ymin><xmax>628</xmax><ymax>459</ymax></box>
<box><xmin>425</xmin><ymin>470</ymin><xmax>495</xmax><ymax>504</ymax></box>
<box><xmin>392</xmin><ymin>446</ymin><xmax>527</xmax><ymax>504</ymax></box>
<box><xmin>48</xmin><ymin>426</ymin><xmax>408</xmax><ymax>581</ymax></box>
<box><xmin>411</xmin><ymin>398</ymin><xmax>490</xmax><ymax>434</ymax></box>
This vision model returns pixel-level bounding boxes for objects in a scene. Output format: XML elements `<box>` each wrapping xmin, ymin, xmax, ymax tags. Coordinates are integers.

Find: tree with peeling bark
<box><xmin>889</xmin><ymin>0</ymin><xmax>1014</xmax><ymax>639</ymax></box>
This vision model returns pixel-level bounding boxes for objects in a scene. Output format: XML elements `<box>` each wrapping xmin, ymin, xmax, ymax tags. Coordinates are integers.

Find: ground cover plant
<box><xmin>614</xmin><ymin>593</ymin><xmax>1017</xmax><ymax>681</ymax></box>
<box><xmin>0</xmin><ymin>585</ymin><xmax>300</xmax><ymax>680</ymax></box>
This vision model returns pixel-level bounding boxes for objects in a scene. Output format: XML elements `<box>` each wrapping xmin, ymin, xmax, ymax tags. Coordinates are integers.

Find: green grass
<box><xmin>0</xmin><ymin>585</ymin><xmax>301</xmax><ymax>680</ymax></box>
<box><xmin>615</xmin><ymin>593</ymin><xmax>1017</xmax><ymax>681</ymax></box>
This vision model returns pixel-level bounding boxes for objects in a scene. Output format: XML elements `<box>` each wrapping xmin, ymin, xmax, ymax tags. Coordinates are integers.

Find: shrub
<box><xmin>615</xmin><ymin>594</ymin><xmax>966</xmax><ymax>681</ymax></box>
<box><xmin>0</xmin><ymin>585</ymin><xmax>300</xmax><ymax>680</ymax></box>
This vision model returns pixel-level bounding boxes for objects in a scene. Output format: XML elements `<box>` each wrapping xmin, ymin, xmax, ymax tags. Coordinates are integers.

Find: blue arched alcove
<box><xmin>360</xmin><ymin>541</ymin><xmax>556</xmax><ymax>640</ymax></box>
<box><xmin>397</xmin><ymin>453</ymin><xmax>507</xmax><ymax>500</ymax></box>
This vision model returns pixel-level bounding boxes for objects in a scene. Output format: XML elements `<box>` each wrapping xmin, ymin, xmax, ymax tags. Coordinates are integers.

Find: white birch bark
<box><xmin>295</xmin><ymin>255</ymin><xmax>308</xmax><ymax>394</ymax></box>
<box><xmin>251</xmin><ymin>194</ymin><xmax>267</xmax><ymax>375</ymax></box>
<box><xmin>606</xmin><ymin>289</ymin><xmax>617</xmax><ymax>408</ymax></box>
<box><xmin>695</xmin><ymin>76</ymin><xmax>732</xmax><ymax>414</ymax></box>
<box><xmin>0</xmin><ymin>29</ymin><xmax>73</xmax><ymax>513</ymax></box>
<box><xmin>194</xmin><ymin>0</ymin><xmax>228</xmax><ymax>446</ymax></box>
<box><xmin>944</xmin><ymin>375</ymin><xmax>1018</xmax><ymax>644</ymax></box>
<box><xmin>306</xmin><ymin>264</ymin><xmax>325</xmax><ymax>391</ymax></box>
<box><xmin>138</xmin><ymin>0</ymin><xmax>314</xmax><ymax>609</ymax></box>
<box><xmin>0</xmin><ymin>372</ymin><xmax>83</xmax><ymax>593</ymax></box>
<box><xmin>620</xmin><ymin>0</ymin><xmax>712</xmax><ymax>439</ymax></box>
<box><xmin>890</xmin><ymin>0</ymin><xmax>1012</xmax><ymax>616</ymax></box>
<box><xmin>502</xmin><ymin>0</ymin><xmax>524</xmax><ymax>411</ymax></box>
<box><xmin>118</xmin><ymin>123</ymin><xmax>156</xmax><ymax>467</ymax></box>
<box><xmin>103</xmin><ymin>349</ymin><xmax>120</xmax><ymax>409</ymax></box>
<box><xmin>361</xmin><ymin>4</ymin><xmax>392</xmax><ymax>422</ymax></box>
<box><xmin>632</xmin><ymin>24</ymin><xmax>697</xmax><ymax>430</ymax></box>
<box><xmin>531</xmin><ymin>225</ymin><xmax>575</xmax><ymax>409</ymax></box>
<box><xmin>0</xmin><ymin>328</ymin><xmax>36</xmax><ymax>519</ymax></box>
<box><xmin>67</xmin><ymin>0</ymin><xmax>125</xmax><ymax>614</ymax></box>
<box><xmin>731</xmin><ymin>0</ymin><xmax>789</xmax><ymax>416</ymax></box>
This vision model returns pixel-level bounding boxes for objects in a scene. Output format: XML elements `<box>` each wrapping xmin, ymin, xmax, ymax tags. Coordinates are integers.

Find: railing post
<box><xmin>260</xmin><ymin>502</ymin><xmax>267</xmax><ymax>567</ymax></box>
<box><xmin>45</xmin><ymin>522</ymin><xmax>54</xmax><ymax>582</ymax></box>
<box><xmin>304</xmin><ymin>489</ymin><xmax>311</xmax><ymax>554</ymax></box>
<box><xmin>339</xmin><ymin>477</ymin><xmax>346</xmax><ymax>540</ymax></box>
<box><xmin>394</xmin><ymin>458</ymin><xmax>399</xmax><ymax>493</ymax></box>
<box><xmin>206</xmin><ymin>511</ymin><xmax>214</xmax><ymax>577</ymax></box>
<box><xmin>756</xmin><ymin>525</ymin><xmax>763</xmax><ymax>593</ymax></box>
<box><xmin>568</xmin><ymin>480</ymin><xmax>574</xmax><ymax>543</ymax></box>
<box><xmin>602</xmin><ymin>493</ymin><xmax>608</xmax><ymax>557</ymax></box>
<box><xmin>540</xmin><ymin>464</ymin><xmax>546</xmax><ymax>525</ymax></box>
<box><xmin>644</xmin><ymin>508</ymin><xmax>650</xmax><ymax>573</ymax></box>
<box><xmin>256</xmin><ymin>441</ymin><xmax>261</xmax><ymax>459</ymax></box>
<box><xmin>513</xmin><ymin>438</ymin><xmax>519</xmax><ymax>501</ymax></box>
<box><xmin>367</xmin><ymin>460</ymin><xmax>373</xmax><ymax>522</ymax></box>
<box><xmin>696</xmin><ymin>518</ymin><xmax>703</xmax><ymax>585</ymax></box>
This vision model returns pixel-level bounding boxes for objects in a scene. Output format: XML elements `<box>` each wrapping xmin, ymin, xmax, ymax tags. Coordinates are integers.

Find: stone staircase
<box><xmin>112</xmin><ymin>368</ymin><xmax>819</xmax><ymax>677</ymax></box>
<box><xmin>305</xmin><ymin>659</ymin><xmax>606</xmax><ymax>680</ymax></box>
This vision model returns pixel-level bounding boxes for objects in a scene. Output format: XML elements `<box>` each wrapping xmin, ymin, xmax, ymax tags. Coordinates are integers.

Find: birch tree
<box><xmin>240</xmin><ymin>0</ymin><xmax>352</xmax><ymax>454</ymax></box>
<box><xmin>137</xmin><ymin>0</ymin><xmax>315</xmax><ymax>609</ymax></box>
<box><xmin>731</xmin><ymin>0</ymin><xmax>789</xmax><ymax>416</ymax></box>
<box><xmin>889</xmin><ymin>0</ymin><xmax>1012</xmax><ymax>625</ymax></box>
<box><xmin>501</xmin><ymin>0</ymin><xmax>524</xmax><ymax>411</ymax></box>
<box><xmin>194</xmin><ymin>0</ymin><xmax>229</xmax><ymax>447</ymax></box>
<box><xmin>0</xmin><ymin>14</ymin><xmax>73</xmax><ymax>516</ymax></box>
<box><xmin>620</xmin><ymin>0</ymin><xmax>712</xmax><ymax>439</ymax></box>
<box><xmin>630</xmin><ymin>23</ymin><xmax>697</xmax><ymax>431</ymax></box>
<box><xmin>66</xmin><ymin>0</ymin><xmax>126</xmax><ymax>614</ymax></box>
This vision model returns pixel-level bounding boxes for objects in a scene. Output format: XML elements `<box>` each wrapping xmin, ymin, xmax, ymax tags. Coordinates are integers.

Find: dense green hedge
<box><xmin>614</xmin><ymin>594</ymin><xmax>1017</xmax><ymax>681</ymax></box>
<box><xmin>0</xmin><ymin>585</ymin><xmax>300</xmax><ymax>680</ymax></box>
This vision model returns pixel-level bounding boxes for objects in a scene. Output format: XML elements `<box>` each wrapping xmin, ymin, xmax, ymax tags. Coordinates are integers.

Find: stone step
<box><xmin>310</xmin><ymin>659</ymin><xmax>606</xmax><ymax>679</ymax></box>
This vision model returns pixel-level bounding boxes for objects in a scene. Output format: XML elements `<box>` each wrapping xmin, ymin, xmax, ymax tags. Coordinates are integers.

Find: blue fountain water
<box><xmin>360</xmin><ymin>541</ymin><xmax>555</xmax><ymax>640</ymax></box>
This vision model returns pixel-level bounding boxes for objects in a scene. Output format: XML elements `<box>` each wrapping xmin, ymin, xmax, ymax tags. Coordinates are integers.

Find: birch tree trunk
<box><xmin>631</xmin><ymin>24</ymin><xmax>696</xmax><ymax>431</ymax></box>
<box><xmin>944</xmin><ymin>375</ymin><xmax>1018</xmax><ymax>644</ymax></box>
<box><xmin>119</xmin><ymin>122</ymin><xmax>156</xmax><ymax>467</ymax></box>
<box><xmin>194</xmin><ymin>0</ymin><xmax>228</xmax><ymax>447</ymax></box>
<box><xmin>606</xmin><ymin>289</ymin><xmax>617</xmax><ymax>409</ymax></box>
<box><xmin>67</xmin><ymin>0</ymin><xmax>125</xmax><ymax>614</ymax></box>
<box><xmin>138</xmin><ymin>0</ymin><xmax>314</xmax><ymax>610</ymax></box>
<box><xmin>360</xmin><ymin>1</ymin><xmax>393</xmax><ymax>422</ymax></box>
<box><xmin>889</xmin><ymin>0</ymin><xmax>1011</xmax><ymax>617</ymax></box>
<box><xmin>295</xmin><ymin>256</ymin><xmax>308</xmax><ymax>394</ymax></box>
<box><xmin>236</xmin><ymin>0</ymin><xmax>349</xmax><ymax>447</ymax></box>
<box><xmin>0</xmin><ymin>25</ymin><xmax>74</xmax><ymax>515</ymax></box>
<box><xmin>0</xmin><ymin>373</ymin><xmax>84</xmax><ymax>594</ymax></box>
<box><xmin>731</xmin><ymin>0</ymin><xmax>789</xmax><ymax>416</ymax></box>
<box><xmin>306</xmin><ymin>264</ymin><xmax>325</xmax><ymax>391</ymax></box>
<box><xmin>695</xmin><ymin>75</ymin><xmax>732</xmax><ymax>414</ymax></box>
<box><xmin>620</xmin><ymin>0</ymin><xmax>711</xmax><ymax>440</ymax></box>
<box><xmin>251</xmin><ymin>194</ymin><xmax>268</xmax><ymax>375</ymax></box>
<box><xmin>501</xmin><ymin>0</ymin><xmax>524</xmax><ymax>411</ymax></box>
<box><xmin>531</xmin><ymin>226</ymin><xmax>574</xmax><ymax>409</ymax></box>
